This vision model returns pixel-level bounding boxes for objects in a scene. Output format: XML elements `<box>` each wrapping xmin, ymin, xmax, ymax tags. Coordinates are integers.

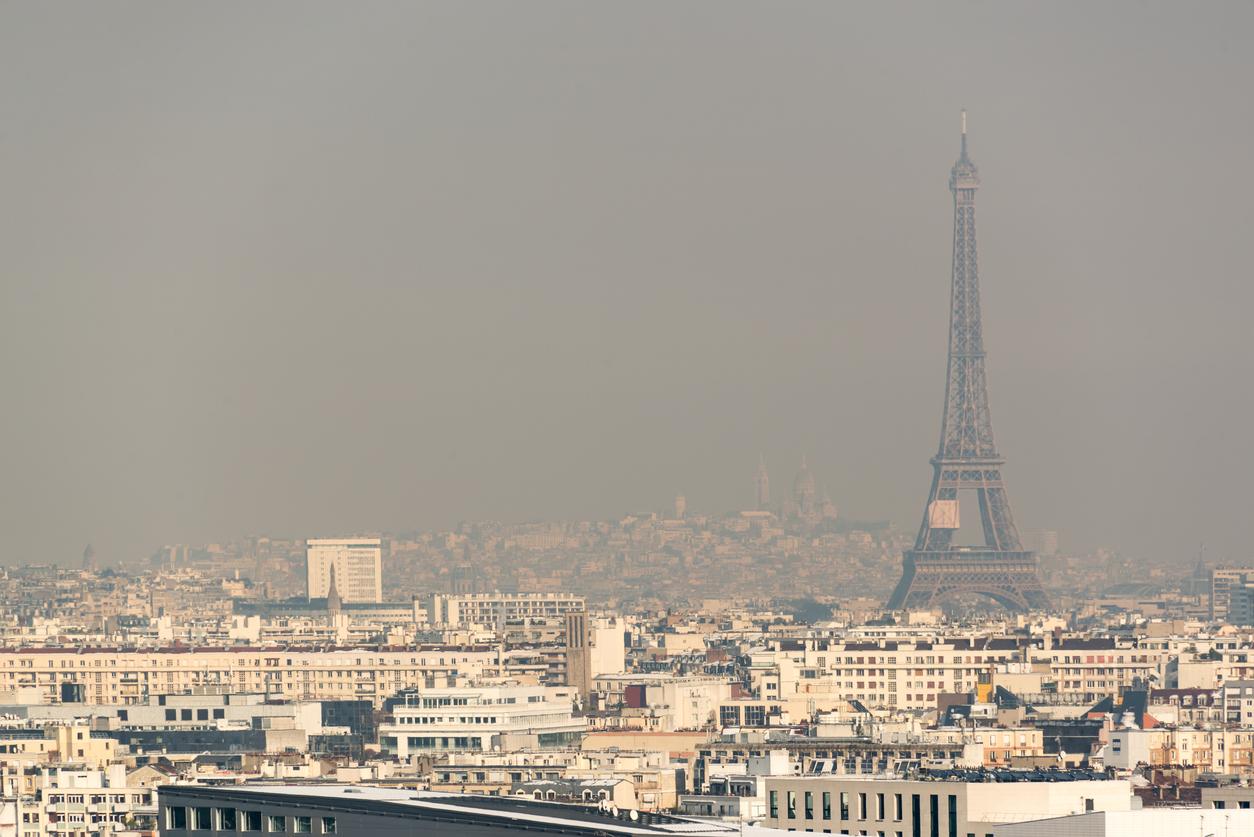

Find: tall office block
<box><xmin>306</xmin><ymin>538</ymin><xmax>383</xmax><ymax>603</ymax></box>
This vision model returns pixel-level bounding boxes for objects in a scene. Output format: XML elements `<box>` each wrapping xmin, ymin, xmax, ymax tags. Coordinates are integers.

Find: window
<box><xmin>243</xmin><ymin>812</ymin><xmax>262</xmax><ymax>832</ymax></box>
<box><xmin>822</xmin><ymin>791</ymin><xmax>831</xmax><ymax>820</ymax></box>
<box><xmin>197</xmin><ymin>709</ymin><xmax>209</xmax><ymax>721</ymax></box>
<box><xmin>895</xmin><ymin>794</ymin><xmax>903</xmax><ymax>821</ymax></box>
<box><xmin>181</xmin><ymin>709</ymin><xmax>193</xmax><ymax>721</ymax></box>
<box><xmin>787</xmin><ymin>791</ymin><xmax>797</xmax><ymax>819</ymax></box>
<box><xmin>294</xmin><ymin>817</ymin><xmax>311</xmax><ymax>833</ymax></box>
<box><xmin>167</xmin><ymin>807</ymin><xmax>187</xmax><ymax>830</ymax></box>
<box><xmin>320</xmin><ymin>818</ymin><xmax>336</xmax><ymax>834</ymax></box>
<box><xmin>217</xmin><ymin>808</ymin><xmax>236</xmax><ymax>831</ymax></box>
<box><xmin>878</xmin><ymin>793</ymin><xmax>886</xmax><ymax>821</ymax></box>
<box><xmin>194</xmin><ymin>808</ymin><xmax>212</xmax><ymax>830</ymax></box>
<box><xmin>770</xmin><ymin>791</ymin><xmax>778</xmax><ymax>819</ymax></box>
<box><xmin>947</xmin><ymin>795</ymin><xmax>957</xmax><ymax>837</ymax></box>
<box><xmin>911</xmin><ymin>795</ymin><xmax>921</xmax><ymax>837</ymax></box>
<box><xmin>804</xmin><ymin>792</ymin><xmax>813</xmax><ymax>819</ymax></box>
<box><xmin>213</xmin><ymin>708</ymin><xmax>225</xmax><ymax>719</ymax></box>
<box><xmin>859</xmin><ymin>793</ymin><xmax>867</xmax><ymax>820</ymax></box>
<box><xmin>165</xmin><ymin>709</ymin><xmax>177</xmax><ymax>721</ymax></box>
<box><xmin>929</xmin><ymin>795</ymin><xmax>939</xmax><ymax>837</ymax></box>
<box><xmin>268</xmin><ymin>816</ymin><xmax>286</xmax><ymax>832</ymax></box>
<box><xmin>841</xmin><ymin>791</ymin><xmax>850</xmax><ymax>820</ymax></box>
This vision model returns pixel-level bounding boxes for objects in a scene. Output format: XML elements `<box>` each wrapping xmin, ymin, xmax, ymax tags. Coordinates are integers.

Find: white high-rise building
<box><xmin>306</xmin><ymin>537</ymin><xmax>383</xmax><ymax>603</ymax></box>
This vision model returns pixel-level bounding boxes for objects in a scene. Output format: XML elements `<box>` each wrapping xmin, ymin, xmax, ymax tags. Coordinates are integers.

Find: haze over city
<box><xmin>10</xmin><ymin>5</ymin><xmax>1254</xmax><ymax>837</ymax></box>
<box><xmin>2</xmin><ymin>1</ymin><xmax>1252</xmax><ymax>567</ymax></box>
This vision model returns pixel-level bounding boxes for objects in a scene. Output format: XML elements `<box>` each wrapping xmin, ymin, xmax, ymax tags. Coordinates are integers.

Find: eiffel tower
<box><xmin>887</xmin><ymin>113</ymin><xmax>1048</xmax><ymax>613</ymax></box>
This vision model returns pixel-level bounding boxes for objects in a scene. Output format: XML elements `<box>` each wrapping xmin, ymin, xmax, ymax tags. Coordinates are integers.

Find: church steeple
<box><xmin>326</xmin><ymin>564</ymin><xmax>342</xmax><ymax>617</ymax></box>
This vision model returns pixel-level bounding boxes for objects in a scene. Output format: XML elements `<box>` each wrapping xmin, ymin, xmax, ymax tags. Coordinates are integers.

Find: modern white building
<box><xmin>999</xmin><ymin>809</ymin><xmax>1254</xmax><ymax>837</ymax></box>
<box><xmin>306</xmin><ymin>538</ymin><xmax>382</xmax><ymax>603</ymax></box>
<box><xmin>379</xmin><ymin>683</ymin><xmax>586</xmax><ymax>757</ymax></box>
<box><xmin>762</xmin><ymin>772</ymin><xmax>1133</xmax><ymax>836</ymax></box>
<box><xmin>428</xmin><ymin>593</ymin><xmax>586</xmax><ymax>628</ymax></box>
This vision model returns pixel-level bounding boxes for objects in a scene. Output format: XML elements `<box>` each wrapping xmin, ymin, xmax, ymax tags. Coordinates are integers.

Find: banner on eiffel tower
<box><xmin>927</xmin><ymin>499</ymin><xmax>960</xmax><ymax>529</ymax></box>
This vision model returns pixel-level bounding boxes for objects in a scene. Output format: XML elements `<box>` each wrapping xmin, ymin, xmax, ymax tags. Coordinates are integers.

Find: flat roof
<box><xmin>770</xmin><ymin>768</ymin><xmax>1115</xmax><ymax>784</ymax></box>
<box><xmin>157</xmin><ymin>783</ymin><xmax>776</xmax><ymax>835</ymax></box>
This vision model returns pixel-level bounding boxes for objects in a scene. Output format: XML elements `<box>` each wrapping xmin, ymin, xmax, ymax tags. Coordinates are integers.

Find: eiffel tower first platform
<box><xmin>887</xmin><ymin>114</ymin><xmax>1048</xmax><ymax>613</ymax></box>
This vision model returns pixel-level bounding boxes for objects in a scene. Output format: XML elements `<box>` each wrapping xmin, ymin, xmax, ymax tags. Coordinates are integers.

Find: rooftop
<box><xmin>779</xmin><ymin>768</ymin><xmax>1112</xmax><ymax>784</ymax></box>
<box><xmin>157</xmin><ymin>783</ymin><xmax>779</xmax><ymax>835</ymax></box>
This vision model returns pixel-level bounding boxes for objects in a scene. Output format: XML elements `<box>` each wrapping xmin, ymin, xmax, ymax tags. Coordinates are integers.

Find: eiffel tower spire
<box><xmin>888</xmin><ymin>114</ymin><xmax>1048</xmax><ymax>613</ymax></box>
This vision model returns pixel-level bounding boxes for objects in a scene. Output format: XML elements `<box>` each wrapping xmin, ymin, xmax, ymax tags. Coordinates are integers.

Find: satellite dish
<box><xmin>610</xmin><ymin>806</ymin><xmax>619</xmax><ymax>817</ymax></box>
<box><xmin>629</xmin><ymin>810</ymin><xmax>638</xmax><ymax>821</ymax></box>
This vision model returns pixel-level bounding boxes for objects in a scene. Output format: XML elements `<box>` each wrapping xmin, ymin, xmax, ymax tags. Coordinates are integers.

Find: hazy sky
<box><xmin>2</xmin><ymin>2</ymin><xmax>1252</xmax><ymax>567</ymax></box>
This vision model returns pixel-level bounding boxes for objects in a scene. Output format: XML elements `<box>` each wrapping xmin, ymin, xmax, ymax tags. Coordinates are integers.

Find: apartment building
<box><xmin>1037</xmin><ymin>639</ymin><xmax>1165</xmax><ymax>700</ymax></box>
<box><xmin>17</xmin><ymin>765</ymin><xmax>156</xmax><ymax>837</ymax></box>
<box><xmin>752</xmin><ymin>637</ymin><xmax>1165</xmax><ymax>711</ymax></box>
<box><xmin>1105</xmin><ymin>726</ymin><xmax>1254</xmax><ymax>776</ymax></box>
<box><xmin>1211</xmin><ymin>567</ymin><xmax>1254</xmax><ymax>622</ymax></box>
<box><xmin>0</xmin><ymin>724</ymin><xmax>118</xmax><ymax>769</ymax></box>
<box><xmin>965</xmin><ymin>728</ymin><xmax>1044</xmax><ymax>766</ymax></box>
<box><xmin>593</xmin><ymin>675</ymin><xmax>734</xmax><ymax>732</ymax></box>
<box><xmin>0</xmin><ymin>646</ymin><xmax>496</xmax><ymax>708</ymax></box>
<box><xmin>756</xmin><ymin>638</ymin><xmax>1023</xmax><ymax>710</ymax></box>
<box><xmin>428</xmin><ymin>593</ymin><xmax>586</xmax><ymax>629</ymax></box>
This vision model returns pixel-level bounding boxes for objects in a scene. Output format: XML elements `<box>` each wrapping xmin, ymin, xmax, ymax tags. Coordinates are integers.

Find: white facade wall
<box><xmin>999</xmin><ymin>809</ymin><xmax>1254</xmax><ymax>837</ymax></box>
<box><xmin>590</xmin><ymin>618</ymin><xmax>626</xmax><ymax>678</ymax></box>
<box><xmin>762</xmin><ymin>776</ymin><xmax>1132</xmax><ymax>836</ymax></box>
<box><xmin>430</xmin><ymin>594</ymin><xmax>586</xmax><ymax>629</ymax></box>
<box><xmin>379</xmin><ymin>684</ymin><xmax>585</xmax><ymax>757</ymax></box>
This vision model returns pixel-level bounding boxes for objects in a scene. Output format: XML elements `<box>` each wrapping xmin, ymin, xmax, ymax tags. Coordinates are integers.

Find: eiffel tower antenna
<box><xmin>887</xmin><ymin>114</ymin><xmax>1048</xmax><ymax>613</ymax></box>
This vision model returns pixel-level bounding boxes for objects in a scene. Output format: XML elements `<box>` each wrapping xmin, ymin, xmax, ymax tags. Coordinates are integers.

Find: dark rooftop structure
<box><xmin>916</xmin><ymin>767</ymin><xmax>1111</xmax><ymax>783</ymax></box>
<box><xmin>157</xmin><ymin>784</ymin><xmax>778</xmax><ymax>836</ymax></box>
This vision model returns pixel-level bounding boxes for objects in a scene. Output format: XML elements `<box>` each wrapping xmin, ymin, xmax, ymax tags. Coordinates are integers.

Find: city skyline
<box><xmin>3</xmin><ymin>6</ymin><xmax>1254</xmax><ymax>836</ymax></box>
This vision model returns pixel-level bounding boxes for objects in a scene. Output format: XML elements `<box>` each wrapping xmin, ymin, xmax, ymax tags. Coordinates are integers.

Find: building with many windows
<box><xmin>17</xmin><ymin>764</ymin><xmax>156</xmax><ymax>837</ymax></box>
<box><xmin>305</xmin><ymin>539</ymin><xmax>383</xmax><ymax>604</ymax></box>
<box><xmin>428</xmin><ymin>593</ymin><xmax>587</xmax><ymax>629</ymax></box>
<box><xmin>0</xmin><ymin>646</ymin><xmax>495</xmax><ymax>708</ymax></box>
<box><xmin>762</xmin><ymin>772</ymin><xmax>1131</xmax><ymax>837</ymax></box>
<box><xmin>378</xmin><ymin>683</ymin><xmax>585</xmax><ymax>758</ymax></box>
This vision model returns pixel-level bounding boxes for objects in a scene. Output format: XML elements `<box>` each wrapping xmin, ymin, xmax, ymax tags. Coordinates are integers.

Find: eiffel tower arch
<box><xmin>887</xmin><ymin>114</ymin><xmax>1048</xmax><ymax>613</ymax></box>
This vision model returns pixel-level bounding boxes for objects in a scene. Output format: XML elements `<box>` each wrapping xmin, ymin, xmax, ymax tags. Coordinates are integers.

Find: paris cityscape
<box><xmin>1</xmin><ymin>4</ymin><xmax>1253</xmax><ymax>837</ymax></box>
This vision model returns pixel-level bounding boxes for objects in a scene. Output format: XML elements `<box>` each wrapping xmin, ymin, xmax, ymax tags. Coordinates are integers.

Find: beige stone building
<box><xmin>0</xmin><ymin>646</ymin><xmax>496</xmax><ymax>708</ymax></box>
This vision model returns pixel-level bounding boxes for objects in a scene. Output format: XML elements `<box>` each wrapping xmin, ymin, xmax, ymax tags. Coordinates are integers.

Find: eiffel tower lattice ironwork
<box><xmin>887</xmin><ymin>114</ymin><xmax>1048</xmax><ymax>613</ymax></box>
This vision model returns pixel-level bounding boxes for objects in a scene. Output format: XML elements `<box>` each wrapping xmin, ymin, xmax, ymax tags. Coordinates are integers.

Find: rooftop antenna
<box><xmin>960</xmin><ymin>109</ymin><xmax>969</xmax><ymax>159</ymax></box>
